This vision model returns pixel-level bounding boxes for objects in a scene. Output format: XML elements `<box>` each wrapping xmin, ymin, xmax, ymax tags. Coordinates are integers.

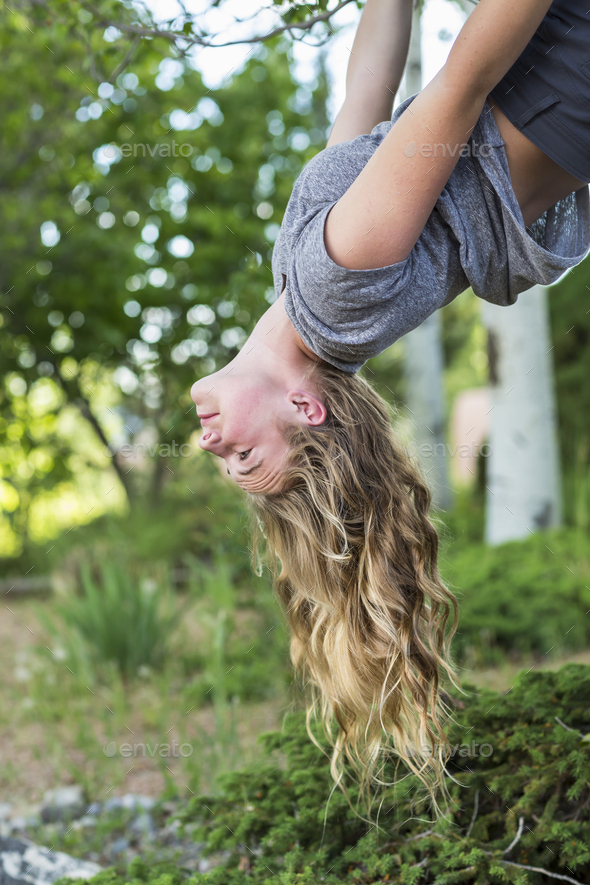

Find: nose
<box><xmin>191</xmin><ymin>373</ymin><xmax>217</xmax><ymax>405</ymax></box>
<box><xmin>190</xmin><ymin>380</ymin><xmax>201</xmax><ymax>404</ymax></box>
<box><xmin>199</xmin><ymin>428</ymin><xmax>222</xmax><ymax>452</ymax></box>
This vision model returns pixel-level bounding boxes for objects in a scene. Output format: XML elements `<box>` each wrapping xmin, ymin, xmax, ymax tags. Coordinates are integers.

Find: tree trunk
<box><xmin>54</xmin><ymin>367</ymin><xmax>135</xmax><ymax>505</ymax></box>
<box><xmin>482</xmin><ymin>286</ymin><xmax>563</xmax><ymax>545</ymax></box>
<box><xmin>401</xmin><ymin>3</ymin><xmax>453</xmax><ymax>511</ymax></box>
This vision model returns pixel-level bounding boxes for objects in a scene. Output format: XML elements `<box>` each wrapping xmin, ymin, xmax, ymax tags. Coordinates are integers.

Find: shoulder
<box><xmin>288</xmin><ymin>120</ymin><xmax>393</xmax><ymax>213</ymax></box>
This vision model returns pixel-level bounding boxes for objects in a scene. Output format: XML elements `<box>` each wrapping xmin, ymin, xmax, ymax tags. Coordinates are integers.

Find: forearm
<box><xmin>444</xmin><ymin>0</ymin><xmax>554</xmax><ymax>97</ymax></box>
<box><xmin>343</xmin><ymin>0</ymin><xmax>413</xmax><ymax>101</ymax></box>
<box><xmin>326</xmin><ymin>0</ymin><xmax>414</xmax><ymax>145</ymax></box>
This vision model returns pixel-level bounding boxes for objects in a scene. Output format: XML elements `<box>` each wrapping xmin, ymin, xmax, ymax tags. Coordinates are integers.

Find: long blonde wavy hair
<box><xmin>246</xmin><ymin>359</ymin><xmax>465</xmax><ymax>824</ymax></box>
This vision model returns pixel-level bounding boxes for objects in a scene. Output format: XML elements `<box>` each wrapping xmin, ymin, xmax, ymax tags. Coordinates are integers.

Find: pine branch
<box><xmin>502</xmin><ymin>815</ymin><xmax>524</xmax><ymax>855</ymax></box>
<box><xmin>465</xmin><ymin>788</ymin><xmax>479</xmax><ymax>839</ymax></box>
<box><xmin>555</xmin><ymin>716</ymin><xmax>584</xmax><ymax>737</ymax></box>
<box><xmin>495</xmin><ymin>859</ymin><xmax>585</xmax><ymax>885</ymax></box>
<box><xmin>460</xmin><ymin>860</ymin><xmax>584</xmax><ymax>885</ymax></box>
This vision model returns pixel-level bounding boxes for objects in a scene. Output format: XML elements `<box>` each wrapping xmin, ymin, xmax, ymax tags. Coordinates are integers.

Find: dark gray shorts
<box><xmin>489</xmin><ymin>0</ymin><xmax>590</xmax><ymax>182</ymax></box>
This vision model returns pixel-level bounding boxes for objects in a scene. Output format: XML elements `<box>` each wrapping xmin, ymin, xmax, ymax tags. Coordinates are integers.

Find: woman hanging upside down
<box><xmin>191</xmin><ymin>0</ymin><xmax>590</xmax><ymax>820</ymax></box>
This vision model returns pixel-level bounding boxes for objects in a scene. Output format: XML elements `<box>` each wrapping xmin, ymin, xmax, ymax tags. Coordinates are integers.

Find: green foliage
<box><xmin>0</xmin><ymin>9</ymin><xmax>330</xmax><ymax>550</ymax></box>
<box><xmin>549</xmin><ymin>254</ymin><xmax>590</xmax><ymax>528</ymax></box>
<box><xmin>67</xmin><ymin>663</ymin><xmax>590</xmax><ymax>884</ymax></box>
<box><xmin>550</xmin><ymin>255</ymin><xmax>590</xmax><ymax>451</ymax></box>
<box><xmin>440</xmin><ymin>527</ymin><xmax>590</xmax><ymax>667</ymax></box>
<box><xmin>180</xmin><ymin>554</ymin><xmax>290</xmax><ymax>706</ymax></box>
<box><xmin>34</xmin><ymin>560</ymin><xmax>190</xmax><ymax>681</ymax></box>
<box><xmin>19</xmin><ymin>0</ymin><xmax>362</xmax><ymax>63</ymax></box>
<box><xmin>42</xmin><ymin>453</ymin><xmax>253</xmax><ymax>576</ymax></box>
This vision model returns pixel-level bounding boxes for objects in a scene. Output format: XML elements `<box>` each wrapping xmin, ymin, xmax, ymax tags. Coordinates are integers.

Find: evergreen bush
<box><xmin>440</xmin><ymin>528</ymin><xmax>590</xmax><ymax>666</ymax></box>
<box><xmin>67</xmin><ymin>662</ymin><xmax>590</xmax><ymax>884</ymax></box>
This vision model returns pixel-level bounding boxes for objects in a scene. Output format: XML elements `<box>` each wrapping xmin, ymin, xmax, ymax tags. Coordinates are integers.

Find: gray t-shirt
<box><xmin>272</xmin><ymin>94</ymin><xmax>590</xmax><ymax>374</ymax></box>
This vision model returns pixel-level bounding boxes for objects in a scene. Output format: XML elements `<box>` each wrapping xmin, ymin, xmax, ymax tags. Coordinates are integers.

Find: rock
<box><xmin>69</xmin><ymin>817</ymin><xmax>97</xmax><ymax>831</ymax></box>
<box><xmin>120</xmin><ymin>794</ymin><xmax>155</xmax><ymax>812</ymax></box>
<box><xmin>129</xmin><ymin>813</ymin><xmax>155</xmax><ymax>839</ymax></box>
<box><xmin>40</xmin><ymin>787</ymin><xmax>85</xmax><ymax>824</ymax></box>
<box><xmin>197</xmin><ymin>851</ymin><xmax>231</xmax><ymax>873</ymax></box>
<box><xmin>103</xmin><ymin>794</ymin><xmax>155</xmax><ymax>815</ymax></box>
<box><xmin>102</xmin><ymin>797</ymin><xmax>123</xmax><ymax>814</ymax></box>
<box><xmin>4</xmin><ymin>819</ymin><xmax>28</xmax><ymax>833</ymax></box>
<box><xmin>0</xmin><ymin>834</ymin><xmax>102</xmax><ymax>884</ymax></box>
<box><xmin>108</xmin><ymin>838</ymin><xmax>128</xmax><ymax>860</ymax></box>
<box><xmin>158</xmin><ymin>819</ymin><xmax>181</xmax><ymax>846</ymax></box>
<box><xmin>85</xmin><ymin>803</ymin><xmax>100</xmax><ymax>816</ymax></box>
<box><xmin>0</xmin><ymin>807</ymin><xmax>12</xmax><ymax>823</ymax></box>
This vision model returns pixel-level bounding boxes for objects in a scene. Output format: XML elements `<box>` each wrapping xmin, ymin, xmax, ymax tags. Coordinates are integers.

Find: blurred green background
<box><xmin>1</xmin><ymin>0</ymin><xmax>589</xmax><ymax>831</ymax></box>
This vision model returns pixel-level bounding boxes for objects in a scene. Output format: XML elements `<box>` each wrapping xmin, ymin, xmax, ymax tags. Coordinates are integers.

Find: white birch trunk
<box><xmin>482</xmin><ymin>286</ymin><xmax>562</xmax><ymax>545</ymax></box>
<box><xmin>401</xmin><ymin>3</ymin><xmax>453</xmax><ymax>510</ymax></box>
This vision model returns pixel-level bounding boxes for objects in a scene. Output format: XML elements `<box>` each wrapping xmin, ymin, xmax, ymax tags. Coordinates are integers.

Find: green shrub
<box><xmin>440</xmin><ymin>528</ymin><xmax>590</xmax><ymax>666</ymax></box>
<box><xmin>70</xmin><ymin>662</ymin><xmax>590</xmax><ymax>884</ymax></box>
<box><xmin>180</xmin><ymin>554</ymin><xmax>291</xmax><ymax>705</ymax></box>
<box><xmin>35</xmin><ymin>561</ymin><xmax>191</xmax><ymax>681</ymax></box>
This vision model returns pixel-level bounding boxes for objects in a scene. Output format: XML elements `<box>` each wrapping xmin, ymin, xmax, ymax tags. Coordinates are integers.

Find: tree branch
<box><xmin>80</xmin><ymin>0</ymin><xmax>358</xmax><ymax>50</ymax></box>
<box><xmin>54</xmin><ymin>368</ymin><xmax>133</xmax><ymax>503</ymax></box>
<box><xmin>108</xmin><ymin>35</ymin><xmax>142</xmax><ymax>83</ymax></box>
<box><xmin>555</xmin><ymin>716</ymin><xmax>584</xmax><ymax>737</ymax></box>
<box><xmin>495</xmin><ymin>859</ymin><xmax>585</xmax><ymax>885</ymax></box>
<box><xmin>460</xmin><ymin>861</ymin><xmax>584</xmax><ymax>885</ymax></box>
<box><xmin>465</xmin><ymin>788</ymin><xmax>479</xmax><ymax>839</ymax></box>
<box><xmin>503</xmin><ymin>815</ymin><xmax>524</xmax><ymax>855</ymax></box>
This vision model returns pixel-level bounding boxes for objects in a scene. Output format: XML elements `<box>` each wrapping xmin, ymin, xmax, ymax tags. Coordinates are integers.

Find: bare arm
<box><xmin>327</xmin><ymin>0</ymin><xmax>414</xmax><ymax>148</ymax></box>
<box><xmin>324</xmin><ymin>0</ymin><xmax>554</xmax><ymax>269</ymax></box>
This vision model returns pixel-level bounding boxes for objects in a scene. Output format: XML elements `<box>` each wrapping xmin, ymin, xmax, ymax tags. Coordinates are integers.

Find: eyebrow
<box><xmin>238</xmin><ymin>459</ymin><xmax>263</xmax><ymax>476</ymax></box>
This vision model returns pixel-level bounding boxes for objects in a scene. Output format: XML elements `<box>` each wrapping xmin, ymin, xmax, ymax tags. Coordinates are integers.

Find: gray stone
<box><xmin>0</xmin><ymin>834</ymin><xmax>102</xmax><ymax>884</ymax></box>
<box><xmin>159</xmin><ymin>819</ymin><xmax>181</xmax><ymax>845</ymax></box>
<box><xmin>108</xmin><ymin>838</ymin><xmax>128</xmax><ymax>860</ymax></box>
<box><xmin>129</xmin><ymin>813</ymin><xmax>155</xmax><ymax>839</ymax></box>
<box><xmin>120</xmin><ymin>795</ymin><xmax>155</xmax><ymax>812</ymax></box>
<box><xmin>40</xmin><ymin>787</ymin><xmax>85</xmax><ymax>824</ymax></box>
<box><xmin>68</xmin><ymin>817</ymin><xmax>97</xmax><ymax>832</ymax></box>
<box><xmin>102</xmin><ymin>798</ymin><xmax>123</xmax><ymax>814</ymax></box>
<box><xmin>4</xmin><ymin>820</ymin><xmax>27</xmax><ymax>834</ymax></box>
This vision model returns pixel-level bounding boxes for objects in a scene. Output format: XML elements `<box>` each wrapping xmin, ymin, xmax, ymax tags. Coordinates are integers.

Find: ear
<box><xmin>288</xmin><ymin>389</ymin><xmax>327</xmax><ymax>426</ymax></box>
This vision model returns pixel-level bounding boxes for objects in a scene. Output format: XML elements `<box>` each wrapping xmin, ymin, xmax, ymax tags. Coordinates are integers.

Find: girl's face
<box><xmin>191</xmin><ymin>367</ymin><xmax>299</xmax><ymax>494</ymax></box>
<box><xmin>190</xmin><ymin>293</ymin><xmax>328</xmax><ymax>493</ymax></box>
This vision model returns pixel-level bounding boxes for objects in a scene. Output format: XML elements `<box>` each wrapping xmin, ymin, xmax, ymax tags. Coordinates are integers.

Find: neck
<box><xmin>239</xmin><ymin>291</ymin><xmax>321</xmax><ymax>374</ymax></box>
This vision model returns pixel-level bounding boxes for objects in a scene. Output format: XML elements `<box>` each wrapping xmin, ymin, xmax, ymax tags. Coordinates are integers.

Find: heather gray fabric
<box><xmin>271</xmin><ymin>94</ymin><xmax>590</xmax><ymax>374</ymax></box>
